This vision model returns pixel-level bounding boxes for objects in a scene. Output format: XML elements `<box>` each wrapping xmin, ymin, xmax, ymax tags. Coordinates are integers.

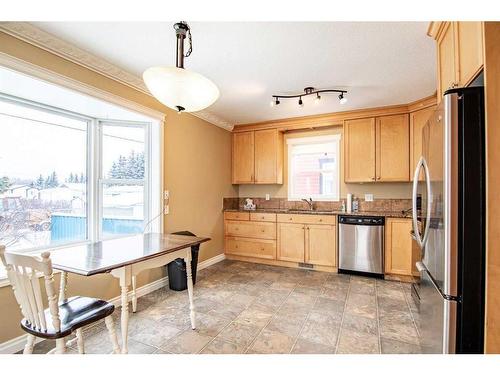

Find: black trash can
<box><xmin>166</xmin><ymin>231</ymin><xmax>200</xmax><ymax>291</ymax></box>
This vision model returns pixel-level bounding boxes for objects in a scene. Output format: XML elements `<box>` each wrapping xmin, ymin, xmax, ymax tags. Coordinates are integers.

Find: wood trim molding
<box><xmin>233</xmin><ymin>94</ymin><xmax>437</xmax><ymax>133</ymax></box>
<box><xmin>0</xmin><ymin>22</ymin><xmax>234</xmax><ymax>131</ymax></box>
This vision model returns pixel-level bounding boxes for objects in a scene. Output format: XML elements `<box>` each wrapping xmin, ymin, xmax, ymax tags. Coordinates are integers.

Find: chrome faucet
<box><xmin>302</xmin><ymin>197</ymin><xmax>314</xmax><ymax>210</ymax></box>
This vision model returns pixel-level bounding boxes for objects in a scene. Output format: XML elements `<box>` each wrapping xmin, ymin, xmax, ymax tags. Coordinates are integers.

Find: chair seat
<box><xmin>21</xmin><ymin>296</ymin><xmax>115</xmax><ymax>339</ymax></box>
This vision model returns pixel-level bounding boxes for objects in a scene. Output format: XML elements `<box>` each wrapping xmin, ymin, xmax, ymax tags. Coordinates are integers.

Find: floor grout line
<box><xmin>288</xmin><ymin>278</ymin><xmax>328</xmax><ymax>354</ymax></box>
<box><xmin>374</xmin><ymin>280</ymin><xmax>385</xmax><ymax>354</ymax></box>
<box><xmin>333</xmin><ymin>276</ymin><xmax>351</xmax><ymax>354</ymax></box>
<box><xmin>242</xmin><ymin>280</ymin><xmax>295</xmax><ymax>354</ymax></box>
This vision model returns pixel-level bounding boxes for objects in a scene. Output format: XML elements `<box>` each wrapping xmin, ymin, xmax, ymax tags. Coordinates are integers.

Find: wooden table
<box><xmin>49</xmin><ymin>233</ymin><xmax>210</xmax><ymax>353</ymax></box>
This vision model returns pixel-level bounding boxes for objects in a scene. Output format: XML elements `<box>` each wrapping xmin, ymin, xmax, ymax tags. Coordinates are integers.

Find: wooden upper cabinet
<box><xmin>432</xmin><ymin>21</ymin><xmax>484</xmax><ymax>102</ymax></box>
<box><xmin>232</xmin><ymin>129</ymin><xmax>283</xmax><ymax>184</ymax></box>
<box><xmin>254</xmin><ymin>129</ymin><xmax>283</xmax><ymax>184</ymax></box>
<box><xmin>232</xmin><ymin>131</ymin><xmax>254</xmax><ymax>184</ymax></box>
<box><xmin>410</xmin><ymin>106</ymin><xmax>436</xmax><ymax>181</ymax></box>
<box><xmin>306</xmin><ymin>223</ymin><xmax>336</xmax><ymax>267</ymax></box>
<box><xmin>456</xmin><ymin>21</ymin><xmax>484</xmax><ymax>86</ymax></box>
<box><xmin>344</xmin><ymin>118</ymin><xmax>376</xmax><ymax>182</ymax></box>
<box><xmin>376</xmin><ymin>114</ymin><xmax>410</xmax><ymax>182</ymax></box>
<box><xmin>437</xmin><ymin>22</ymin><xmax>457</xmax><ymax>101</ymax></box>
<box><xmin>385</xmin><ymin>218</ymin><xmax>414</xmax><ymax>276</ymax></box>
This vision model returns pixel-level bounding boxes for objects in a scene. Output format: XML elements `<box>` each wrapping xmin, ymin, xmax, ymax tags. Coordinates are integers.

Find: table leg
<box><xmin>131</xmin><ymin>275</ymin><xmax>137</xmax><ymax>313</ymax></box>
<box><xmin>58</xmin><ymin>271</ymin><xmax>68</xmax><ymax>303</ymax></box>
<box><xmin>113</xmin><ymin>266</ymin><xmax>131</xmax><ymax>354</ymax></box>
<box><xmin>185</xmin><ymin>250</ymin><xmax>196</xmax><ymax>329</ymax></box>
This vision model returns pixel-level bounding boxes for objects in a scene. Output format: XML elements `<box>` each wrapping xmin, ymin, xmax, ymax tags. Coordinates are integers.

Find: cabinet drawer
<box><xmin>225</xmin><ymin>237</ymin><xmax>276</xmax><ymax>259</ymax></box>
<box><xmin>277</xmin><ymin>214</ymin><xmax>336</xmax><ymax>225</ymax></box>
<box><xmin>224</xmin><ymin>211</ymin><xmax>250</xmax><ymax>221</ymax></box>
<box><xmin>225</xmin><ymin>220</ymin><xmax>276</xmax><ymax>239</ymax></box>
<box><xmin>250</xmin><ymin>212</ymin><xmax>277</xmax><ymax>222</ymax></box>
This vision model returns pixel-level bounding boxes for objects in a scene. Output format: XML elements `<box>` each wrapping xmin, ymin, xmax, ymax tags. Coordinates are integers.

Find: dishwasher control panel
<box><xmin>338</xmin><ymin>215</ymin><xmax>385</xmax><ymax>225</ymax></box>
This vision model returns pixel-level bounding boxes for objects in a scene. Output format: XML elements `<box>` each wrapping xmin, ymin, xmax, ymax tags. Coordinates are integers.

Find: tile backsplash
<box><xmin>223</xmin><ymin>197</ymin><xmax>411</xmax><ymax>213</ymax></box>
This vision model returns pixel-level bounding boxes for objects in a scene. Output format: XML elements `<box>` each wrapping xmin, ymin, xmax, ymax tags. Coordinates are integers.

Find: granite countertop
<box><xmin>224</xmin><ymin>208</ymin><xmax>412</xmax><ymax>219</ymax></box>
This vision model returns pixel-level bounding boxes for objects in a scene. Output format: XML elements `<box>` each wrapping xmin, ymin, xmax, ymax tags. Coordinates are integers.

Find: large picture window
<box><xmin>0</xmin><ymin>94</ymin><xmax>158</xmax><ymax>254</ymax></box>
<box><xmin>287</xmin><ymin>134</ymin><xmax>341</xmax><ymax>201</ymax></box>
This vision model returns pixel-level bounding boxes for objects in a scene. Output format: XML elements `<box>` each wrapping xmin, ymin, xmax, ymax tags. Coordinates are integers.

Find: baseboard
<box><xmin>0</xmin><ymin>252</ymin><xmax>225</xmax><ymax>354</ymax></box>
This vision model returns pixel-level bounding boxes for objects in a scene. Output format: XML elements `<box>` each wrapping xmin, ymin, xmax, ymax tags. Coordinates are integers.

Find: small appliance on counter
<box><xmin>243</xmin><ymin>198</ymin><xmax>256</xmax><ymax>210</ymax></box>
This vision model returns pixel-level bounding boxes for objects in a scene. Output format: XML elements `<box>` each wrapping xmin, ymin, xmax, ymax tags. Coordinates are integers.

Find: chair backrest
<box><xmin>0</xmin><ymin>245</ymin><xmax>61</xmax><ymax>333</ymax></box>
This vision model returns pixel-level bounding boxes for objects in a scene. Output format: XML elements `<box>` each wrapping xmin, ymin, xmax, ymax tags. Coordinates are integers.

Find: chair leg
<box><xmin>76</xmin><ymin>328</ymin><xmax>85</xmax><ymax>354</ymax></box>
<box><xmin>23</xmin><ymin>334</ymin><xmax>35</xmax><ymax>354</ymax></box>
<box><xmin>56</xmin><ymin>338</ymin><xmax>66</xmax><ymax>354</ymax></box>
<box><xmin>104</xmin><ymin>315</ymin><xmax>120</xmax><ymax>354</ymax></box>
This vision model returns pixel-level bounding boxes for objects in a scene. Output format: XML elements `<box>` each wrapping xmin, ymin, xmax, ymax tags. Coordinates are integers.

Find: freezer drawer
<box><xmin>338</xmin><ymin>222</ymin><xmax>384</xmax><ymax>274</ymax></box>
<box><xmin>418</xmin><ymin>268</ymin><xmax>457</xmax><ymax>354</ymax></box>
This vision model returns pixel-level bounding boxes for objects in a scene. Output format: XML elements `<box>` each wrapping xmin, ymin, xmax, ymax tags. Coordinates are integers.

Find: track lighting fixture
<box><xmin>338</xmin><ymin>92</ymin><xmax>348</xmax><ymax>105</ymax></box>
<box><xmin>271</xmin><ymin>87</ymin><xmax>347</xmax><ymax>108</ymax></box>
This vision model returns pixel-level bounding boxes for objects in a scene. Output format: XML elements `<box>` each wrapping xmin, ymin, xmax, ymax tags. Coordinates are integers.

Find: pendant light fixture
<box><xmin>143</xmin><ymin>22</ymin><xmax>219</xmax><ymax>113</ymax></box>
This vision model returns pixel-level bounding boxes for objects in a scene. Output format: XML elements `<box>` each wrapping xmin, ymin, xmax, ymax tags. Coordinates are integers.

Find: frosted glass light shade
<box><xmin>143</xmin><ymin>66</ymin><xmax>219</xmax><ymax>112</ymax></box>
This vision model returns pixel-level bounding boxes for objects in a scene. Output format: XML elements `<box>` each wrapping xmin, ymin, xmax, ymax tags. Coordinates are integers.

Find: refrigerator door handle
<box><xmin>415</xmin><ymin>261</ymin><xmax>426</xmax><ymax>272</ymax></box>
<box><xmin>412</xmin><ymin>156</ymin><xmax>432</xmax><ymax>249</ymax></box>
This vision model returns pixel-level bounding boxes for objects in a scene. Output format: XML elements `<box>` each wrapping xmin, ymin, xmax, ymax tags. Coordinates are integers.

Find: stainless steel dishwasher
<box><xmin>338</xmin><ymin>215</ymin><xmax>385</xmax><ymax>277</ymax></box>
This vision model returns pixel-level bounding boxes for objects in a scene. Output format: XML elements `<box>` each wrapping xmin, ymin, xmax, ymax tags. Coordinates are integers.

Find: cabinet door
<box><xmin>410</xmin><ymin>106</ymin><xmax>436</xmax><ymax>181</ymax></box>
<box><xmin>385</xmin><ymin>218</ymin><xmax>413</xmax><ymax>276</ymax></box>
<box><xmin>376</xmin><ymin>114</ymin><xmax>410</xmax><ymax>181</ymax></box>
<box><xmin>254</xmin><ymin>129</ymin><xmax>283</xmax><ymax>184</ymax></box>
<box><xmin>437</xmin><ymin>22</ymin><xmax>457</xmax><ymax>101</ymax></box>
<box><xmin>277</xmin><ymin>223</ymin><xmax>305</xmax><ymax>262</ymax></box>
<box><xmin>232</xmin><ymin>131</ymin><xmax>254</xmax><ymax>184</ymax></box>
<box><xmin>344</xmin><ymin>118</ymin><xmax>376</xmax><ymax>182</ymax></box>
<box><xmin>457</xmin><ymin>21</ymin><xmax>483</xmax><ymax>86</ymax></box>
<box><xmin>306</xmin><ymin>224</ymin><xmax>337</xmax><ymax>267</ymax></box>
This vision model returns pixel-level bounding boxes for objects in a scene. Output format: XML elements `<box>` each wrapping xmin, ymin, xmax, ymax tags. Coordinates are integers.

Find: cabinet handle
<box><xmin>371</xmin><ymin>177</ymin><xmax>375</xmax><ymax>180</ymax></box>
<box><xmin>261</xmin><ymin>216</ymin><xmax>265</xmax><ymax>220</ymax></box>
<box><xmin>377</xmin><ymin>176</ymin><xmax>381</xmax><ymax>180</ymax></box>
<box><xmin>261</xmin><ymin>229</ymin><xmax>265</xmax><ymax>233</ymax></box>
<box><xmin>289</xmin><ymin>217</ymin><xmax>293</xmax><ymax>221</ymax></box>
<box><xmin>319</xmin><ymin>219</ymin><xmax>323</xmax><ymax>222</ymax></box>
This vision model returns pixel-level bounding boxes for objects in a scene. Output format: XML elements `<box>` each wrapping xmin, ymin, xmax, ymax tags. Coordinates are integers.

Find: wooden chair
<box><xmin>0</xmin><ymin>245</ymin><xmax>120</xmax><ymax>354</ymax></box>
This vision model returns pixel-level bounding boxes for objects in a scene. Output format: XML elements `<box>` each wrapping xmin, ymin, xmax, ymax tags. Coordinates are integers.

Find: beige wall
<box><xmin>238</xmin><ymin>127</ymin><xmax>412</xmax><ymax>200</ymax></box>
<box><xmin>0</xmin><ymin>31</ymin><xmax>236</xmax><ymax>344</ymax></box>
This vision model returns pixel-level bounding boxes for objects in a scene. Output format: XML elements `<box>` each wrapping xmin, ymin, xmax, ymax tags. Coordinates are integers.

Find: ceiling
<box><xmin>32</xmin><ymin>22</ymin><xmax>436</xmax><ymax>126</ymax></box>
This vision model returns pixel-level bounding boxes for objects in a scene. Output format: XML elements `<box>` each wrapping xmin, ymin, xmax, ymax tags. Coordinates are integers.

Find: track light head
<box><xmin>338</xmin><ymin>93</ymin><xmax>347</xmax><ymax>105</ymax></box>
<box><xmin>314</xmin><ymin>93</ymin><xmax>321</xmax><ymax>104</ymax></box>
<box><xmin>298</xmin><ymin>97</ymin><xmax>303</xmax><ymax>106</ymax></box>
<box><xmin>275</xmin><ymin>98</ymin><xmax>280</xmax><ymax>106</ymax></box>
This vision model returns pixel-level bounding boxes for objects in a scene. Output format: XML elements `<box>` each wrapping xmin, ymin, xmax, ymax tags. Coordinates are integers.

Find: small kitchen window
<box><xmin>287</xmin><ymin>134</ymin><xmax>341</xmax><ymax>201</ymax></box>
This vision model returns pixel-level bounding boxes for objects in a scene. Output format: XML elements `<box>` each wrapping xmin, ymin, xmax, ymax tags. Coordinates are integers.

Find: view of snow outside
<box><xmin>0</xmin><ymin>99</ymin><xmax>145</xmax><ymax>252</ymax></box>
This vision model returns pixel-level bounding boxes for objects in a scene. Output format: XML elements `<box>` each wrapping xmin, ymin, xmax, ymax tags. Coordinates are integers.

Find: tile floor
<box><xmin>27</xmin><ymin>260</ymin><xmax>422</xmax><ymax>354</ymax></box>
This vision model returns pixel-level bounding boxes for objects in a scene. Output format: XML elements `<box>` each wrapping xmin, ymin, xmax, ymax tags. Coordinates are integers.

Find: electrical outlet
<box><xmin>365</xmin><ymin>194</ymin><xmax>374</xmax><ymax>202</ymax></box>
<box><xmin>164</xmin><ymin>204</ymin><xmax>169</xmax><ymax>215</ymax></box>
<box><xmin>265</xmin><ymin>194</ymin><xmax>270</xmax><ymax>201</ymax></box>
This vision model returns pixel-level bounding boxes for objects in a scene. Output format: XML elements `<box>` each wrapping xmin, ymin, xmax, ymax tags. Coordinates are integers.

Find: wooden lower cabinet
<box><xmin>384</xmin><ymin>218</ymin><xmax>415</xmax><ymax>276</ymax></box>
<box><xmin>306</xmin><ymin>224</ymin><xmax>337</xmax><ymax>267</ymax></box>
<box><xmin>225</xmin><ymin>236</ymin><xmax>276</xmax><ymax>259</ymax></box>
<box><xmin>277</xmin><ymin>223</ymin><xmax>306</xmax><ymax>262</ymax></box>
<box><xmin>225</xmin><ymin>220</ymin><xmax>276</xmax><ymax>240</ymax></box>
<box><xmin>225</xmin><ymin>213</ymin><xmax>337</xmax><ymax>271</ymax></box>
<box><xmin>277</xmin><ymin>216</ymin><xmax>337</xmax><ymax>267</ymax></box>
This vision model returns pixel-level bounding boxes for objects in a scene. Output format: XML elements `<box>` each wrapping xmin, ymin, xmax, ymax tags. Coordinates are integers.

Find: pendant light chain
<box><xmin>179</xmin><ymin>21</ymin><xmax>193</xmax><ymax>58</ymax></box>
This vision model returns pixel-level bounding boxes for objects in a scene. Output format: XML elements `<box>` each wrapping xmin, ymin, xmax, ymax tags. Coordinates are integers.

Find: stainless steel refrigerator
<box><xmin>411</xmin><ymin>87</ymin><xmax>485</xmax><ymax>354</ymax></box>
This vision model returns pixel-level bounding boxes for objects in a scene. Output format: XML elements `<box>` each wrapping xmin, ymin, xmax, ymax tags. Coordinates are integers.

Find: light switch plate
<box><xmin>265</xmin><ymin>194</ymin><xmax>270</xmax><ymax>201</ymax></box>
<box><xmin>365</xmin><ymin>194</ymin><xmax>374</xmax><ymax>202</ymax></box>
